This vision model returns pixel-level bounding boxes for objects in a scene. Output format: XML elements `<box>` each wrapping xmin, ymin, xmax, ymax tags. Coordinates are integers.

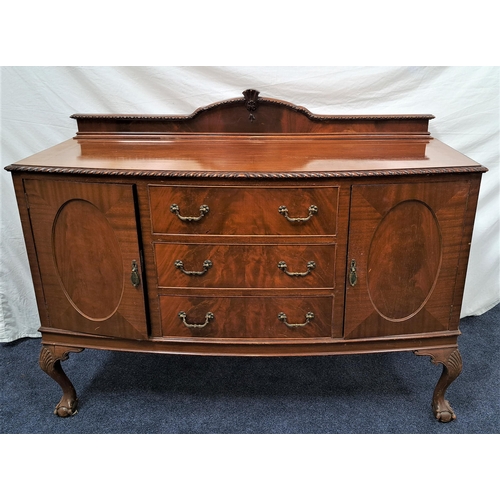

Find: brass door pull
<box><xmin>170</xmin><ymin>203</ymin><xmax>209</xmax><ymax>222</ymax></box>
<box><xmin>278</xmin><ymin>311</ymin><xmax>315</xmax><ymax>328</ymax></box>
<box><xmin>131</xmin><ymin>260</ymin><xmax>140</xmax><ymax>287</ymax></box>
<box><xmin>278</xmin><ymin>205</ymin><xmax>318</xmax><ymax>222</ymax></box>
<box><xmin>175</xmin><ymin>259</ymin><xmax>213</xmax><ymax>276</ymax></box>
<box><xmin>278</xmin><ymin>260</ymin><xmax>316</xmax><ymax>277</ymax></box>
<box><xmin>178</xmin><ymin>311</ymin><xmax>214</xmax><ymax>329</ymax></box>
<box><xmin>349</xmin><ymin>259</ymin><xmax>357</xmax><ymax>286</ymax></box>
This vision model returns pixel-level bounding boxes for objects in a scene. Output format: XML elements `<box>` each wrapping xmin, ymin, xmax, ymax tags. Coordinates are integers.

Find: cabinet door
<box><xmin>24</xmin><ymin>179</ymin><xmax>148</xmax><ymax>340</ymax></box>
<box><xmin>344</xmin><ymin>181</ymin><xmax>470</xmax><ymax>339</ymax></box>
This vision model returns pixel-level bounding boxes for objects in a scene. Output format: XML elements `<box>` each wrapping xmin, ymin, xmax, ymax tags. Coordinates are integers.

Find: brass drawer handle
<box><xmin>278</xmin><ymin>311</ymin><xmax>315</xmax><ymax>328</ymax></box>
<box><xmin>170</xmin><ymin>203</ymin><xmax>210</xmax><ymax>222</ymax></box>
<box><xmin>131</xmin><ymin>260</ymin><xmax>140</xmax><ymax>287</ymax></box>
<box><xmin>178</xmin><ymin>311</ymin><xmax>214</xmax><ymax>329</ymax></box>
<box><xmin>175</xmin><ymin>259</ymin><xmax>213</xmax><ymax>276</ymax></box>
<box><xmin>278</xmin><ymin>260</ymin><xmax>316</xmax><ymax>277</ymax></box>
<box><xmin>278</xmin><ymin>205</ymin><xmax>318</xmax><ymax>222</ymax></box>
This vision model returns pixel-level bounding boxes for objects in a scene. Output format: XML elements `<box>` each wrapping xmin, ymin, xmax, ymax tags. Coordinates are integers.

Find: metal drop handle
<box><xmin>175</xmin><ymin>259</ymin><xmax>213</xmax><ymax>276</ymax></box>
<box><xmin>278</xmin><ymin>311</ymin><xmax>315</xmax><ymax>328</ymax></box>
<box><xmin>178</xmin><ymin>311</ymin><xmax>214</xmax><ymax>329</ymax></box>
<box><xmin>278</xmin><ymin>260</ymin><xmax>316</xmax><ymax>277</ymax></box>
<box><xmin>131</xmin><ymin>260</ymin><xmax>140</xmax><ymax>287</ymax></box>
<box><xmin>170</xmin><ymin>203</ymin><xmax>210</xmax><ymax>222</ymax></box>
<box><xmin>349</xmin><ymin>259</ymin><xmax>357</xmax><ymax>287</ymax></box>
<box><xmin>278</xmin><ymin>205</ymin><xmax>318</xmax><ymax>222</ymax></box>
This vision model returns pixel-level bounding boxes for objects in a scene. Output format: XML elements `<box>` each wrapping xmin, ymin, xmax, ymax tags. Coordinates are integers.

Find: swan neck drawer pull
<box><xmin>278</xmin><ymin>311</ymin><xmax>315</xmax><ymax>328</ymax></box>
<box><xmin>178</xmin><ymin>311</ymin><xmax>214</xmax><ymax>329</ymax></box>
<box><xmin>175</xmin><ymin>259</ymin><xmax>213</xmax><ymax>276</ymax></box>
<box><xmin>278</xmin><ymin>260</ymin><xmax>316</xmax><ymax>277</ymax></box>
<box><xmin>278</xmin><ymin>205</ymin><xmax>318</xmax><ymax>222</ymax></box>
<box><xmin>170</xmin><ymin>203</ymin><xmax>210</xmax><ymax>222</ymax></box>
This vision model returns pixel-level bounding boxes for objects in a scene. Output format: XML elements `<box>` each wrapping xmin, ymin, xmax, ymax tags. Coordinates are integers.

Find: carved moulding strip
<box><xmin>70</xmin><ymin>88</ymin><xmax>435</xmax><ymax>123</ymax></box>
<box><xmin>70</xmin><ymin>96</ymin><xmax>249</xmax><ymax>122</ymax></box>
<box><xmin>70</xmin><ymin>110</ymin><xmax>436</xmax><ymax>121</ymax></box>
<box><xmin>5</xmin><ymin>165</ymin><xmax>488</xmax><ymax>178</ymax></box>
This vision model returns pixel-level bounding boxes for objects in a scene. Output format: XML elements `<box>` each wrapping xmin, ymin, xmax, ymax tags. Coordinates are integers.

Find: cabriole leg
<box><xmin>39</xmin><ymin>345</ymin><xmax>84</xmax><ymax>417</ymax></box>
<box><xmin>414</xmin><ymin>347</ymin><xmax>463</xmax><ymax>423</ymax></box>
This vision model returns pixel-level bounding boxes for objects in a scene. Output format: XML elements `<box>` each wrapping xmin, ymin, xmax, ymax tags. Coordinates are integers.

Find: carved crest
<box><xmin>243</xmin><ymin>89</ymin><xmax>260</xmax><ymax>121</ymax></box>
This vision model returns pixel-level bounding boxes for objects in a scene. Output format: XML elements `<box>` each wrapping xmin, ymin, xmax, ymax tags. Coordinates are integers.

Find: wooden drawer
<box><xmin>159</xmin><ymin>295</ymin><xmax>334</xmax><ymax>339</ymax></box>
<box><xmin>149</xmin><ymin>185</ymin><xmax>338</xmax><ymax>236</ymax></box>
<box><xmin>155</xmin><ymin>242</ymin><xmax>336</xmax><ymax>289</ymax></box>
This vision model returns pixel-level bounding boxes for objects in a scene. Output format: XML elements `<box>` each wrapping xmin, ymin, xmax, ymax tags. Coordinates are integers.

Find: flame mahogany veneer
<box><xmin>6</xmin><ymin>90</ymin><xmax>486</xmax><ymax>422</ymax></box>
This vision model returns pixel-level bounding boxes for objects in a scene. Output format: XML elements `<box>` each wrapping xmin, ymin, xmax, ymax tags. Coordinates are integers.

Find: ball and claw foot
<box><xmin>433</xmin><ymin>399</ymin><xmax>456</xmax><ymax>423</ymax></box>
<box><xmin>39</xmin><ymin>345</ymin><xmax>83</xmax><ymax>418</ymax></box>
<box><xmin>54</xmin><ymin>396</ymin><xmax>79</xmax><ymax>417</ymax></box>
<box><xmin>415</xmin><ymin>347</ymin><xmax>462</xmax><ymax>423</ymax></box>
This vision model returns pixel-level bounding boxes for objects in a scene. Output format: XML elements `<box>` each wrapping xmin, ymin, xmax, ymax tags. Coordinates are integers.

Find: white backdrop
<box><xmin>1</xmin><ymin>66</ymin><xmax>499</xmax><ymax>343</ymax></box>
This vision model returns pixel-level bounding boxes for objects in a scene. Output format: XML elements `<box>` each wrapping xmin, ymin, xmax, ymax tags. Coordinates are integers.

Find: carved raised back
<box><xmin>71</xmin><ymin>89</ymin><xmax>434</xmax><ymax>138</ymax></box>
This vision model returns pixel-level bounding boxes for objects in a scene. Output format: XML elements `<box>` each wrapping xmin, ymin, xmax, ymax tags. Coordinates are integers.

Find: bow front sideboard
<box><xmin>6</xmin><ymin>90</ymin><xmax>486</xmax><ymax>422</ymax></box>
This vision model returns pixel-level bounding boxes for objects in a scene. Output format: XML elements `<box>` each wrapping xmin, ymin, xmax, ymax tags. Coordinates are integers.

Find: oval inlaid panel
<box><xmin>367</xmin><ymin>201</ymin><xmax>442</xmax><ymax>321</ymax></box>
<box><xmin>52</xmin><ymin>200</ymin><xmax>123</xmax><ymax>321</ymax></box>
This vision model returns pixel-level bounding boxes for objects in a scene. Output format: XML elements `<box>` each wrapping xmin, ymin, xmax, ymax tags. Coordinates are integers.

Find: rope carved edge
<box><xmin>5</xmin><ymin>165</ymin><xmax>488</xmax><ymax>178</ymax></box>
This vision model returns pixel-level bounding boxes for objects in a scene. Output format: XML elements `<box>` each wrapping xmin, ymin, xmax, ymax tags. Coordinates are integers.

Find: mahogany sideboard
<box><xmin>6</xmin><ymin>90</ymin><xmax>486</xmax><ymax>422</ymax></box>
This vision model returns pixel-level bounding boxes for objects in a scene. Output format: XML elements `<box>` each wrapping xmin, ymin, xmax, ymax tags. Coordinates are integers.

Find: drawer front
<box><xmin>149</xmin><ymin>186</ymin><xmax>338</xmax><ymax>236</ymax></box>
<box><xmin>160</xmin><ymin>295</ymin><xmax>334</xmax><ymax>339</ymax></box>
<box><xmin>155</xmin><ymin>243</ymin><xmax>336</xmax><ymax>289</ymax></box>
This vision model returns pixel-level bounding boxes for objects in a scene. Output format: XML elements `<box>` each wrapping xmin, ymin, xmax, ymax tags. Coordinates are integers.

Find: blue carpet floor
<box><xmin>1</xmin><ymin>303</ymin><xmax>499</xmax><ymax>434</ymax></box>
